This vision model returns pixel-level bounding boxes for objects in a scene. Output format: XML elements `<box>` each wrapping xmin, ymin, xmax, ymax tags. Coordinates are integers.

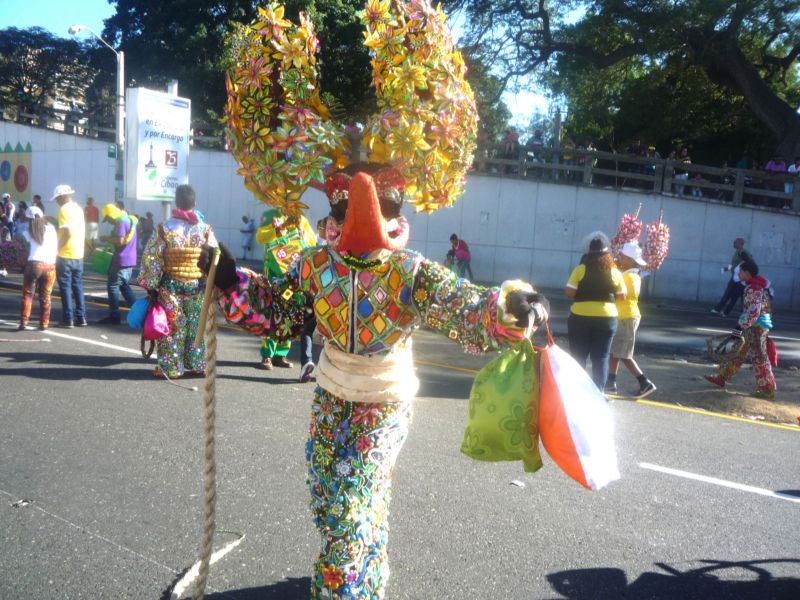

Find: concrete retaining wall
<box><xmin>2</xmin><ymin>122</ymin><xmax>797</xmax><ymax>309</ymax></box>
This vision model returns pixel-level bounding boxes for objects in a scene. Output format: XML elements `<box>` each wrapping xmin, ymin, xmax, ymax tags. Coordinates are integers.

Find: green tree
<box><xmin>102</xmin><ymin>0</ymin><xmax>258</xmax><ymax>123</ymax></box>
<box><xmin>462</xmin><ymin>51</ymin><xmax>512</xmax><ymax>154</ymax></box>
<box><xmin>102</xmin><ymin>0</ymin><xmax>509</xmax><ymax>143</ymax></box>
<box><xmin>102</xmin><ymin>0</ymin><xmax>377</xmax><ymax>123</ymax></box>
<box><xmin>0</xmin><ymin>27</ymin><xmax>94</xmax><ymax>115</ymax></box>
<box><xmin>448</xmin><ymin>0</ymin><xmax>800</xmax><ymax>159</ymax></box>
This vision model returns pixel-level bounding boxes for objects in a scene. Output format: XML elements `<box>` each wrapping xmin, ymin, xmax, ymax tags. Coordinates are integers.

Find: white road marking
<box><xmin>696</xmin><ymin>327</ymin><xmax>800</xmax><ymax>342</ymax></box>
<box><xmin>0</xmin><ymin>320</ymin><xmax>144</xmax><ymax>356</ymax></box>
<box><xmin>639</xmin><ymin>462</ymin><xmax>800</xmax><ymax>504</ymax></box>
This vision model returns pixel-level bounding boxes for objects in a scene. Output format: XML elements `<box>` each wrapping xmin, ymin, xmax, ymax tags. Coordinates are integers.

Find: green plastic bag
<box><xmin>461</xmin><ymin>338</ymin><xmax>542</xmax><ymax>473</ymax></box>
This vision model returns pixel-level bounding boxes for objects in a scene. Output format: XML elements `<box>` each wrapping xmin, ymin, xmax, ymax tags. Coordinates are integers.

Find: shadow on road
<box><xmin>546</xmin><ymin>559</ymin><xmax>800</xmax><ymax>599</ymax></box>
<box><xmin>204</xmin><ymin>576</ymin><xmax>312</xmax><ymax>599</ymax></box>
<box><xmin>0</xmin><ymin>352</ymin><xmax>151</xmax><ymax>380</ymax></box>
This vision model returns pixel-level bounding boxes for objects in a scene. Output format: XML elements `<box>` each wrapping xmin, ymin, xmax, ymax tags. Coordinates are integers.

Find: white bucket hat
<box><xmin>50</xmin><ymin>184</ymin><xmax>76</xmax><ymax>201</ymax></box>
<box><xmin>621</xmin><ymin>242</ymin><xmax>647</xmax><ymax>266</ymax></box>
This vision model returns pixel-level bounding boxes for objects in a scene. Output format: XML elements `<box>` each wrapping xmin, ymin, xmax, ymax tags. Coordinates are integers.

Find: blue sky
<box><xmin>1</xmin><ymin>0</ymin><xmax>116</xmax><ymax>39</ymax></box>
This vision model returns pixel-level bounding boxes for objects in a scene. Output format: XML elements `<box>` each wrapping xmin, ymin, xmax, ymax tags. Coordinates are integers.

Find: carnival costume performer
<box><xmin>138</xmin><ymin>184</ymin><xmax>217</xmax><ymax>378</ymax></box>
<box><xmin>704</xmin><ymin>260</ymin><xmax>776</xmax><ymax>399</ymax></box>
<box><xmin>204</xmin><ymin>2</ymin><xmax>550</xmax><ymax>598</ymax></box>
<box><xmin>256</xmin><ymin>207</ymin><xmax>316</xmax><ymax>369</ymax></box>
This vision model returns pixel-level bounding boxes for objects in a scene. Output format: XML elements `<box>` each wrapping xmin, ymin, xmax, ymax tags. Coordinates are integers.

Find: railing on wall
<box><xmin>3</xmin><ymin>105</ymin><xmax>798</xmax><ymax>212</ymax></box>
<box><xmin>0</xmin><ymin>104</ymin><xmax>226</xmax><ymax>150</ymax></box>
<box><xmin>473</xmin><ymin>147</ymin><xmax>800</xmax><ymax>212</ymax></box>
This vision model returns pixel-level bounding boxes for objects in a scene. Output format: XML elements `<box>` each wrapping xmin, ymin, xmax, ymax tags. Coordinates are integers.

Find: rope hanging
<box><xmin>171</xmin><ymin>253</ymin><xmax>237</xmax><ymax>600</ymax></box>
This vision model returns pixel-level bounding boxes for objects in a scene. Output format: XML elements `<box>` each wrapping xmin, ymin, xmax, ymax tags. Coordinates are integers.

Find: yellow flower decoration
<box><xmin>225</xmin><ymin>0</ymin><xmax>477</xmax><ymax>218</ymax></box>
<box><xmin>273</xmin><ymin>36</ymin><xmax>308</xmax><ymax>69</ymax></box>
<box><xmin>361</xmin><ymin>0</ymin><xmax>477</xmax><ymax>213</ymax></box>
<box><xmin>225</xmin><ymin>2</ymin><xmax>343</xmax><ymax>218</ymax></box>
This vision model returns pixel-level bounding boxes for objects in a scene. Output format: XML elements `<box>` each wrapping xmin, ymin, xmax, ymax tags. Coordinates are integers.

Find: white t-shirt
<box><xmin>24</xmin><ymin>224</ymin><xmax>58</xmax><ymax>264</ymax></box>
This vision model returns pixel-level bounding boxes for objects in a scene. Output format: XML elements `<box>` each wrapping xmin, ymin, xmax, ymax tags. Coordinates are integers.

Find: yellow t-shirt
<box><xmin>567</xmin><ymin>264</ymin><xmax>625</xmax><ymax>317</ymax></box>
<box><xmin>57</xmin><ymin>201</ymin><xmax>85</xmax><ymax>260</ymax></box>
<box><xmin>616</xmin><ymin>269</ymin><xmax>642</xmax><ymax>320</ymax></box>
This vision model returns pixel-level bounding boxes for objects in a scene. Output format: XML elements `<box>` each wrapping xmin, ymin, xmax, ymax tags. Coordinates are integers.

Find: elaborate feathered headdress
<box><xmin>224</xmin><ymin>0</ymin><xmax>478</xmax><ymax>218</ymax></box>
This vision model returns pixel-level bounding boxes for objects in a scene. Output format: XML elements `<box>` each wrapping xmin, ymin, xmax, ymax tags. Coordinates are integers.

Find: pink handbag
<box><xmin>143</xmin><ymin>302</ymin><xmax>170</xmax><ymax>341</ymax></box>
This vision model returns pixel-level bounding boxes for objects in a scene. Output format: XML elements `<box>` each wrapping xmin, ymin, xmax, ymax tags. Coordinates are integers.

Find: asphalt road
<box><xmin>0</xmin><ymin>285</ymin><xmax>799</xmax><ymax>600</ymax></box>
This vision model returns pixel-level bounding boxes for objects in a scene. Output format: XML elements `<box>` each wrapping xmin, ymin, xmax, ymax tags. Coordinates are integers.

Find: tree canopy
<box><xmin>448</xmin><ymin>0</ymin><xmax>800</xmax><ymax>161</ymax></box>
<box><xmin>0</xmin><ymin>27</ymin><xmax>95</xmax><ymax>113</ymax></box>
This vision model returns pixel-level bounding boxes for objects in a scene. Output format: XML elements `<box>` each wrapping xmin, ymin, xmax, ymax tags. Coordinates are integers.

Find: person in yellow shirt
<box><xmin>256</xmin><ymin>207</ymin><xmax>316</xmax><ymax>369</ymax></box>
<box><xmin>51</xmin><ymin>184</ymin><xmax>87</xmax><ymax>328</ymax></box>
<box><xmin>565</xmin><ymin>232</ymin><xmax>626</xmax><ymax>389</ymax></box>
<box><xmin>605</xmin><ymin>243</ymin><xmax>656</xmax><ymax>398</ymax></box>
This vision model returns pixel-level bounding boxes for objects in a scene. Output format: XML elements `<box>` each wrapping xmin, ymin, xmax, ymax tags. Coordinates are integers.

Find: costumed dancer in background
<box><xmin>704</xmin><ymin>260</ymin><xmax>776</xmax><ymax>399</ymax></box>
<box><xmin>209</xmin><ymin>3</ymin><xmax>549</xmax><ymax>598</ymax></box>
<box><xmin>137</xmin><ymin>184</ymin><xmax>217</xmax><ymax>379</ymax></box>
<box><xmin>255</xmin><ymin>207</ymin><xmax>316</xmax><ymax>370</ymax></box>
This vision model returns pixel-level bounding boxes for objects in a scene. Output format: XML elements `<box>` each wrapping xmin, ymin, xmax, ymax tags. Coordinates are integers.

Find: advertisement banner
<box><xmin>125</xmin><ymin>87</ymin><xmax>190</xmax><ymax>200</ymax></box>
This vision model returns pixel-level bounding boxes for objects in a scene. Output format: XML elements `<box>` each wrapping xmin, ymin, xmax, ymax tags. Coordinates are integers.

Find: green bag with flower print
<box><xmin>461</xmin><ymin>338</ymin><xmax>542</xmax><ymax>473</ymax></box>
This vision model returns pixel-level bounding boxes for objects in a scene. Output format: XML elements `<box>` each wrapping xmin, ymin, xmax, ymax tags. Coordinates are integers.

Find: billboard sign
<box><xmin>125</xmin><ymin>87</ymin><xmax>191</xmax><ymax>200</ymax></box>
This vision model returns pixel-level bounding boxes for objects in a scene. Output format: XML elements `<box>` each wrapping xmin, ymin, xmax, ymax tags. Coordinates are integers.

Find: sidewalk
<box><xmin>2</xmin><ymin>261</ymin><xmax>798</xmax><ymax>426</ymax></box>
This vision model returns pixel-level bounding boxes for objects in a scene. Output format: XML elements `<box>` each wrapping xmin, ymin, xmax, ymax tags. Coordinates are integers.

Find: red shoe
<box><xmin>704</xmin><ymin>374</ymin><xmax>726</xmax><ymax>388</ymax></box>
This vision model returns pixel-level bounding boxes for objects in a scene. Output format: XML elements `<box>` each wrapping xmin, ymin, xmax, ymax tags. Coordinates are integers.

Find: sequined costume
<box><xmin>257</xmin><ymin>207</ymin><xmax>316</xmax><ymax>361</ymax></box>
<box><xmin>214</xmin><ymin>3</ymin><xmax>534</xmax><ymax>598</ymax></box>
<box><xmin>138</xmin><ymin>215</ymin><xmax>217</xmax><ymax>378</ymax></box>
<box><xmin>713</xmin><ymin>279</ymin><xmax>775</xmax><ymax>395</ymax></box>
<box><xmin>217</xmin><ymin>244</ymin><xmax>534</xmax><ymax>599</ymax></box>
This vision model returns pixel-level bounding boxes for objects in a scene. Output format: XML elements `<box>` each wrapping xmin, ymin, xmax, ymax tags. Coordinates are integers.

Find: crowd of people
<box><xmin>477</xmin><ymin>129</ymin><xmax>798</xmax><ymax>210</ymax></box>
<box><xmin>1</xmin><ymin>185</ymin><xmax>332</xmax><ymax>384</ymax></box>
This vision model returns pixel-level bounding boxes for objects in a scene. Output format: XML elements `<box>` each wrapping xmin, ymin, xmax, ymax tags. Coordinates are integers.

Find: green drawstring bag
<box><xmin>461</xmin><ymin>338</ymin><xmax>542</xmax><ymax>473</ymax></box>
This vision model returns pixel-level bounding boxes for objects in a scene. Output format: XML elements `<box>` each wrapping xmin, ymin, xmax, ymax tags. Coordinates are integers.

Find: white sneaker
<box><xmin>0</xmin><ymin>268</ymin><xmax>7</xmax><ymax>277</ymax></box>
<box><xmin>299</xmin><ymin>362</ymin><xmax>315</xmax><ymax>383</ymax></box>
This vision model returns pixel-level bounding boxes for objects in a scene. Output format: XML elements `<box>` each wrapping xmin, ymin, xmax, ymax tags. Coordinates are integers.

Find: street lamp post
<box><xmin>69</xmin><ymin>25</ymin><xmax>125</xmax><ymax>201</ymax></box>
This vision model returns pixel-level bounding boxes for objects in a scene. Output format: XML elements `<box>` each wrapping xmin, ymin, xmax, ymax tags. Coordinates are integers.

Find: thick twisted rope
<box><xmin>194</xmin><ymin>299</ymin><xmax>218</xmax><ymax>599</ymax></box>
<box><xmin>171</xmin><ymin>255</ymin><xmax>222</xmax><ymax>600</ymax></box>
<box><xmin>169</xmin><ymin>298</ymin><xmax>220</xmax><ymax>599</ymax></box>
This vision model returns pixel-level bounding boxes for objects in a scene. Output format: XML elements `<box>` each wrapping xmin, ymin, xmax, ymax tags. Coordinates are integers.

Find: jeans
<box><xmin>300</xmin><ymin>316</ymin><xmax>317</xmax><ymax>365</ymax></box>
<box><xmin>457</xmin><ymin>258</ymin><xmax>474</xmax><ymax>280</ymax></box>
<box><xmin>107</xmin><ymin>266</ymin><xmax>137</xmax><ymax>319</ymax></box>
<box><xmin>567</xmin><ymin>313</ymin><xmax>618</xmax><ymax>390</ymax></box>
<box><xmin>714</xmin><ymin>279</ymin><xmax>744</xmax><ymax>315</ymax></box>
<box><xmin>55</xmin><ymin>257</ymin><xmax>86</xmax><ymax>323</ymax></box>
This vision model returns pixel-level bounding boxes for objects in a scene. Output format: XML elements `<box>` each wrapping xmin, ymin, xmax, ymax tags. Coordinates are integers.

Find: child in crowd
<box><xmin>605</xmin><ymin>242</ymin><xmax>657</xmax><ymax>398</ymax></box>
<box><xmin>704</xmin><ymin>260</ymin><xmax>775</xmax><ymax>399</ymax></box>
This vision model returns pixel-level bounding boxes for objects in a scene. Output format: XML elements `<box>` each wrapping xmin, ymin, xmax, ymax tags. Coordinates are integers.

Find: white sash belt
<box><xmin>316</xmin><ymin>342</ymin><xmax>419</xmax><ymax>404</ymax></box>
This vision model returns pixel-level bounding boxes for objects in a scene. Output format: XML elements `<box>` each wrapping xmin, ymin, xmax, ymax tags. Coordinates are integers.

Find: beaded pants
<box><xmin>717</xmin><ymin>326</ymin><xmax>775</xmax><ymax>393</ymax></box>
<box><xmin>306</xmin><ymin>390</ymin><xmax>411</xmax><ymax>600</ymax></box>
<box><xmin>155</xmin><ymin>278</ymin><xmax>206</xmax><ymax>378</ymax></box>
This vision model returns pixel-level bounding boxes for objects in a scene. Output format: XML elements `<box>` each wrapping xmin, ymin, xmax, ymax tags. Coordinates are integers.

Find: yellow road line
<box><xmin>414</xmin><ymin>359</ymin><xmax>480</xmax><ymax>374</ymax></box>
<box><xmin>636</xmin><ymin>399</ymin><xmax>799</xmax><ymax>431</ymax></box>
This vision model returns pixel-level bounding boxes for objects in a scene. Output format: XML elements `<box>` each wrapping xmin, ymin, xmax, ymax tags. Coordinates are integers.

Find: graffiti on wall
<box><xmin>0</xmin><ymin>142</ymin><xmax>32</xmax><ymax>203</ymax></box>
